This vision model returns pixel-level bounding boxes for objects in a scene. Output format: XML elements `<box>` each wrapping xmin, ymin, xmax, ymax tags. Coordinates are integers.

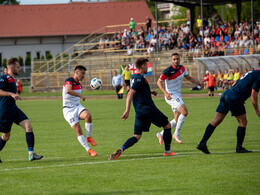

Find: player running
<box><xmin>109</xmin><ymin>58</ymin><xmax>176</xmax><ymax>160</ymax></box>
<box><xmin>0</xmin><ymin>58</ymin><xmax>43</xmax><ymax>163</ymax></box>
<box><xmin>62</xmin><ymin>65</ymin><xmax>97</xmax><ymax>157</ymax></box>
<box><xmin>197</xmin><ymin>62</ymin><xmax>260</xmax><ymax>154</ymax></box>
<box><xmin>156</xmin><ymin>53</ymin><xmax>203</xmax><ymax>144</ymax></box>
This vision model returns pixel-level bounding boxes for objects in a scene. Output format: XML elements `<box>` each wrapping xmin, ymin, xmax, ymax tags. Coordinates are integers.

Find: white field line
<box><xmin>1</xmin><ymin>150</ymin><xmax>259</xmax><ymax>172</ymax></box>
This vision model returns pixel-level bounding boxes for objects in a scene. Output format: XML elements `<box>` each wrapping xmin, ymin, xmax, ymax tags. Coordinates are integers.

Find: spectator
<box><xmin>145</xmin><ymin>16</ymin><xmax>152</xmax><ymax>33</ymax></box>
<box><xmin>129</xmin><ymin>18</ymin><xmax>136</xmax><ymax>33</ymax></box>
<box><xmin>121</xmin><ymin>65</ymin><xmax>132</xmax><ymax>92</ymax></box>
<box><xmin>208</xmin><ymin>70</ymin><xmax>216</xmax><ymax>97</ymax></box>
<box><xmin>197</xmin><ymin>15</ymin><xmax>202</xmax><ymax>29</ymax></box>
<box><xmin>112</xmin><ymin>70</ymin><xmax>123</xmax><ymax>99</ymax></box>
<box><xmin>233</xmin><ymin>68</ymin><xmax>241</xmax><ymax>82</ymax></box>
<box><xmin>16</xmin><ymin>78</ymin><xmax>22</xmax><ymax>94</ymax></box>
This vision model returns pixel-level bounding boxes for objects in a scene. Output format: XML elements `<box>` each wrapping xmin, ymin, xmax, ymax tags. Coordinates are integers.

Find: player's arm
<box><xmin>121</xmin><ymin>88</ymin><xmax>136</xmax><ymax>120</ymax></box>
<box><xmin>184</xmin><ymin>75</ymin><xmax>203</xmax><ymax>86</ymax></box>
<box><xmin>0</xmin><ymin>89</ymin><xmax>21</xmax><ymax>100</ymax></box>
<box><xmin>65</xmin><ymin>85</ymin><xmax>86</xmax><ymax>101</ymax></box>
<box><xmin>251</xmin><ymin>89</ymin><xmax>260</xmax><ymax>117</ymax></box>
<box><xmin>157</xmin><ymin>79</ymin><xmax>171</xmax><ymax>100</ymax></box>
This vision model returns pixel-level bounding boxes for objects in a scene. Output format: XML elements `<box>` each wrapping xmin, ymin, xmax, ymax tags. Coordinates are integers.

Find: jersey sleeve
<box><xmin>159</xmin><ymin>68</ymin><xmax>170</xmax><ymax>81</ymax></box>
<box><xmin>184</xmin><ymin>67</ymin><xmax>189</xmax><ymax>76</ymax></box>
<box><xmin>64</xmin><ymin>78</ymin><xmax>73</xmax><ymax>87</ymax></box>
<box><xmin>131</xmin><ymin>76</ymin><xmax>144</xmax><ymax>91</ymax></box>
<box><xmin>252</xmin><ymin>72</ymin><xmax>260</xmax><ymax>92</ymax></box>
<box><xmin>0</xmin><ymin>75</ymin><xmax>8</xmax><ymax>89</ymax></box>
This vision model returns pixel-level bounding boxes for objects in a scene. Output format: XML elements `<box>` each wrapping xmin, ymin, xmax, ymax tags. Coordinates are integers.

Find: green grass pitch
<box><xmin>0</xmin><ymin>96</ymin><xmax>259</xmax><ymax>194</ymax></box>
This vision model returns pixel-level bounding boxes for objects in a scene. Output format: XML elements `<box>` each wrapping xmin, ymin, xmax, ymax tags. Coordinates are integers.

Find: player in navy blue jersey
<box><xmin>109</xmin><ymin>58</ymin><xmax>176</xmax><ymax>160</ymax></box>
<box><xmin>0</xmin><ymin>58</ymin><xmax>43</xmax><ymax>163</ymax></box>
<box><xmin>197</xmin><ymin>61</ymin><xmax>260</xmax><ymax>154</ymax></box>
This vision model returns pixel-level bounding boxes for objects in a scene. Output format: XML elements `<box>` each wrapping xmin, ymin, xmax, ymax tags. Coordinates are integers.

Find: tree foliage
<box><xmin>0</xmin><ymin>0</ymin><xmax>19</xmax><ymax>5</ymax></box>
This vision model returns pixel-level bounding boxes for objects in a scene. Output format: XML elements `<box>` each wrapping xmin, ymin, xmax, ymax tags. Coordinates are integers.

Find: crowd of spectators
<box><xmin>98</xmin><ymin>15</ymin><xmax>260</xmax><ymax>56</ymax></box>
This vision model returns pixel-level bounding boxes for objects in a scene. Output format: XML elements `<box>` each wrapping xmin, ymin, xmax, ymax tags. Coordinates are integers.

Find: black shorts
<box><xmin>125</xmin><ymin>80</ymin><xmax>130</xmax><ymax>86</ymax></box>
<box><xmin>216</xmin><ymin>91</ymin><xmax>246</xmax><ymax>116</ymax></box>
<box><xmin>0</xmin><ymin>106</ymin><xmax>28</xmax><ymax>133</ymax></box>
<box><xmin>134</xmin><ymin>109</ymin><xmax>168</xmax><ymax>135</ymax></box>
<box><xmin>208</xmin><ymin>87</ymin><xmax>215</xmax><ymax>92</ymax></box>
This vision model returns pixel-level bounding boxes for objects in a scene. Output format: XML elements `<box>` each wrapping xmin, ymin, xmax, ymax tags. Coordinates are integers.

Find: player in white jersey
<box><xmin>62</xmin><ymin>65</ymin><xmax>97</xmax><ymax>157</ymax></box>
<box><xmin>156</xmin><ymin>53</ymin><xmax>203</xmax><ymax>144</ymax></box>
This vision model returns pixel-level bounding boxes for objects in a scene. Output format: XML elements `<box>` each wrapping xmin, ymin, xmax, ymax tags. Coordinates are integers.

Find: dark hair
<box><xmin>74</xmin><ymin>65</ymin><xmax>86</xmax><ymax>72</ymax></box>
<box><xmin>7</xmin><ymin>57</ymin><xmax>19</xmax><ymax>66</ymax></box>
<box><xmin>171</xmin><ymin>52</ymin><xmax>180</xmax><ymax>57</ymax></box>
<box><xmin>135</xmin><ymin>58</ymin><xmax>148</xmax><ymax>69</ymax></box>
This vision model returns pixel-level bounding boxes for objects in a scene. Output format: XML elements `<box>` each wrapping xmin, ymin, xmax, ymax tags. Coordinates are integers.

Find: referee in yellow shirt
<box><xmin>121</xmin><ymin>65</ymin><xmax>132</xmax><ymax>91</ymax></box>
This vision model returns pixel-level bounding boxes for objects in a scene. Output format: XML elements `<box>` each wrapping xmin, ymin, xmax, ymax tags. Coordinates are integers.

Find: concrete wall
<box><xmin>0</xmin><ymin>35</ymin><xmax>86</xmax><ymax>65</ymax></box>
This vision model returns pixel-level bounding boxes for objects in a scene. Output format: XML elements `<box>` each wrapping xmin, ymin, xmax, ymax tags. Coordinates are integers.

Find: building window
<box><xmin>36</xmin><ymin>52</ymin><xmax>40</xmax><ymax>59</ymax></box>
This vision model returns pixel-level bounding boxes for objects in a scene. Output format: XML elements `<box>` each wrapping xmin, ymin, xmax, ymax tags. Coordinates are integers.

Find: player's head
<box><xmin>6</xmin><ymin>57</ymin><xmax>20</xmax><ymax>76</ymax></box>
<box><xmin>3</xmin><ymin>66</ymin><xmax>7</xmax><ymax>74</ymax></box>
<box><xmin>136</xmin><ymin>58</ymin><xmax>148</xmax><ymax>74</ymax></box>
<box><xmin>113</xmin><ymin>70</ymin><xmax>117</xmax><ymax>76</ymax></box>
<box><xmin>171</xmin><ymin>53</ymin><xmax>180</xmax><ymax>67</ymax></box>
<box><xmin>74</xmin><ymin>65</ymin><xmax>86</xmax><ymax>81</ymax></box>
<box><xmin>125</xmin><ymin>65</ymin><xmax>129</xmax><ymax>70</ymax></box>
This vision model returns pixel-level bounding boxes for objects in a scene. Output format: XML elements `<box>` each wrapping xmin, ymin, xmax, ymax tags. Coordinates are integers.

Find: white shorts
<box><xmin>63</xmin><ymin>104</ymin><xmax>87</xmax><ymax>127</ymax></box>
<box><xmin>165</xmin><ymin>93</ymin><xmax>184</xmax><ymax>112</ymax></box>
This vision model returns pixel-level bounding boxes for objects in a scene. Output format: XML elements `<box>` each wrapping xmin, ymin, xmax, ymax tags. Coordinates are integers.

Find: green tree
<box><xmin>18</xmin><ymin>56</ymin><xmax>24</xmax><ymax>66</ymax></box>
<box><xmin>41</xmin><ymin>55</ymin><xmax>45</xmax><ymax>60</ymax></box>
<box><xmin>46</xmin><ymin>53</ymin><xmax>53</xmax><ymax>60</ymax></box>
<box><xmin>0</xmin><ymin>0</ymin><xmax>19</xmax><ymax>5</ymax></box>
<box><xmin>3</xmin><ymin>58</ymin><xmax>7</xmax><ymax>67</ymax></box>
<box><xmin>170</xmin><ymin>6</ymin><xmax>188</xmax><ymax>26</ymax></box>
<box><xmin>25</xmin><ymin>54</ymin><xmax>31</xmax><ymax>66</ymax></box>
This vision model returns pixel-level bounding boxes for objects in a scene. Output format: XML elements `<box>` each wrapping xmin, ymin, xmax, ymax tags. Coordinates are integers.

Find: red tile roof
<box><xmin>0</xmin><ymin>1</ymin><xmax>154</xmax><ymax>38</ymax></box>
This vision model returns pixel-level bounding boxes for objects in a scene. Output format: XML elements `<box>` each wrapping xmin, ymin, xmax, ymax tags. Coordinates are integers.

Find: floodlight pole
<box><xmin>200</xmin><ymin>0</ymin><xmax>204</xmax><ymax>55</ymax></box>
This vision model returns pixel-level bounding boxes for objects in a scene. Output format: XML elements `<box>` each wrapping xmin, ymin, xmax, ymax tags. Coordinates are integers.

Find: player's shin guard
<box><xmin>26</xmin><ymin>132</ymin><xmax>35</xmax><ymax>154</ymax></box>
<box><xmin>121</xmin><ymin>136</ymin><xmax>138</xmax><ymax>151</ymax></box>
<box><xmin>170</xmin><ymin>119</ymin><xmax>177</xmax><ymax>129</ymax></box>
<box><xmin>236</xmin><ymin>126</ymin><xmax>246</xmax><ymax>150</ymax></box>
<box><xmin>77</xmin><ymin>135</ymin><xmax>91</xmax><ymax>151</ymax></box>
<box><xmin>85</xmin><ymin>123</ymin><xmax>93</xmax><ymax>137</ymax></box>
<box><xmin>175</xmin><ymin>114</ymin><xmax>186</xmax><ymax>135</ymax></box>
<box><xmin>0</xmin><ymin>137</ymin><xmax>6</xmax><ymax>151</ymax></box>
<box><xmin>163</xmin><ymin>128</ymin><xmax>172</xmax><ymax>152</ymax></box>
<box><xmin>200</xmin><ymin>123</ymin><xmax>216</xmax><ymax>145</ymax></box>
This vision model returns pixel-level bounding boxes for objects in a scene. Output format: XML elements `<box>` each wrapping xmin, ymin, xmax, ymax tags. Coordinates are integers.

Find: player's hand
<box><xmin>80</xmin><ymin>95</ymin><xmax>86</xmax><ymax>101</ymax></box>
<box><xmin>11</xmin><ymin>93</ymin><xmax>21</xmax><ymax>100</ymax></box>
<box><xmin>165</xmin><ymin>92</ymin><xmax>171</xmax><ymax>100</ymax></box>
<box><xmin>121</xmin><ymin>111</ymin><xmax>129</xmax><ymax>120</ymax></box>
<box><xmin>151</xmin><ymin>90</ymin><xmax>158</xmax><ymax>96</ymax></box>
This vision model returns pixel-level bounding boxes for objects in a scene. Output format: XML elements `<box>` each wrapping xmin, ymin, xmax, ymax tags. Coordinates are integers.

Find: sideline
<box><xmin>1</xmin><ymin>150</ymin><xmax>258</xmax><ymax>172</ymax></box>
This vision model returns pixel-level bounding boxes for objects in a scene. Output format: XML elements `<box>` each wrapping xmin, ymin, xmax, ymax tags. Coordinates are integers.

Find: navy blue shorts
<box><xmin>216</xmin><ymin>91</ymin><xmax>246</xmax><ymax>116</ymax></box>
<box><xmin>134</xmin><ymin>109</ymin><xmax>169</xmax><ymax>135</ymax></box>
<box><xmin>0</xmin><ymin>106</ymin><xmax>28</xmax><ymax>133</ymax></box>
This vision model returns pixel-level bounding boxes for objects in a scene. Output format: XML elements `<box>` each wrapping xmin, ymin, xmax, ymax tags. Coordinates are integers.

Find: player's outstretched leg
<box><xmin>26</xmin><ymin>132</ymin><xmax>44</xmax><ymax>161</ymax></box>
<box><xmin>86</xmin><ymin>137</ymin><xmax>97</xmax><ymax>146</ymax></box>
<box><xmin>196</xmin><ymin>123</ymin><xmax>216</xmax><ymax>154</ymax></box>
<box><xmin>235</xmin><ymin>126</ymin><xmax>252</xmax><ymax>153</ymax></box>
<box><xmin>85</xmin><ymin>122</ymin><xmax>97</xmax><ymax>146</ymax></box>
<box><xmin>163</xmin><ymin>128</ymin><xmax>176</xmax><ymax>156</ymax></box>
<box><xmin>88</xmin><ymin>149</ymin><xmax>98</xmax><ymax>156</ymax></box>
<box><xmin>108</xmin><ymin>136</ymin><xmax>138</xmax><ymax>160</ymax></box>
<box><xmin>156</xmin><ymin>131</ymin><xmax>163</xmax><ymax>145</ymax></box>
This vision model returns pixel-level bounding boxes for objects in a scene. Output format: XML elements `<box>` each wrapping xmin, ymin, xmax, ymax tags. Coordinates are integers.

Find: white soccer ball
<box><xmin>90</xmin><ymin>78</ymin><xmax>102</xmax><ymax>90</ymax></box>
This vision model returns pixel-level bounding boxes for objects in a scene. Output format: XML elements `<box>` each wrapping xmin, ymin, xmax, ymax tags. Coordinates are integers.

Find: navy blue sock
<box><xmin>236</xmin><ymin>126</ymin><xmax>246</xmax><ymax>150</ymax></box>
<box><xmin>121</xmin><ymin>136</ymin><xmax>138</xmax><ymax>151</ymax></box>
<box><xmin>26</xmin><ymin>132</ymin><xmax>35</xmax><ymax>151</ymax></box>
<box><xmin>163</xmin><ymin>128</ymin><xmax>172</xmax><ymax>151</ymax></box>
<box><xmin>0</xmin><ymin>137</ymin><xmax>6</xmax><ymax>152</ymax></box>
<box><xmin>200</xmin><ymin>123</ymin><xmax>216</xmax><ymax>145</ymax></box>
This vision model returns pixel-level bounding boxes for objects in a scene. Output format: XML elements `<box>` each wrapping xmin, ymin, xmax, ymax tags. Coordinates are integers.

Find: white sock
<box><xmin>170</xmin><ymin>119</ymin><xmax>177</xmax><ymax>128</ymax></box>
<box><xmin>175</xmin><ymin>114</ymin><xmax>186</xmax><ymax>135</ymax></box>
<box><xmin>85</xmin><ymin>123</ymin><xmax>93</xmax><ymax>138</ymax></box>
<box><xmin>159</xmin><ymin>119</ymin><xmax>176</xmax><ymax>136</ymax></box>
<box><xmin>77</xmin><ymin>135</ymin><xmax>90</xmax><ymax>151</ymax></box>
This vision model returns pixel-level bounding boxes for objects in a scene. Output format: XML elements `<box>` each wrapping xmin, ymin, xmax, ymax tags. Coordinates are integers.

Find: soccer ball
<box><xmin>90</xmin><ymin>78</ymin><xmax>102</xmax><ymax>90</ymax></box>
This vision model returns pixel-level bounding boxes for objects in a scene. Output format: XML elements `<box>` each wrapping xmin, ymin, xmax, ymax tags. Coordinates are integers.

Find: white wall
<box><xmin>0</xmin><ymin>35</ymin><xmax>86</xmax><ymax>65</ymax></box>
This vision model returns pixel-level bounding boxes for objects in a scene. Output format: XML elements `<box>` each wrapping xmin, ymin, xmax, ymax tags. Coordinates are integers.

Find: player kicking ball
<box><xmin>109</xmin><ymin>58</ymin><xmax>176</xmax><ymax>160</ymax></box>
<box><xmin>0</xmin><ymin>58</ymin><xmax>43</xmax><ymax>163</ymax></box>
<box><xmin>62</xmin><ymin>65</ymin><xmax>97</xmax><ymax>157</ymax></box>
<box><xmin>197</xmin><ymin>63</ymin><xmax>260</xmax><ymax>154</ymax></box>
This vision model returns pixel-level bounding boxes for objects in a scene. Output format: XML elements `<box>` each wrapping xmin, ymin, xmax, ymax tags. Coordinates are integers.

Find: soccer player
<box><xmin>62</xmin><ymin>65</ymin><xmax>97</xmax><ymax>157</ymax></box>
<box><xmin>156</xmin><ymin>53</ymin><xmax>203</xmax><ymax>144</ymax></box>
<box><xmin>108</xmin><ymin>58</ymin><xmax>176</xmax><ymax>160</ymax></box>
<box><xmin>0</xmin><ymin>58</ymin><xmax>43</xmax><ymax>163</ymax></box>
<box><xmin>196</xmin><ymin>63</ymin><xmax>260</xmax><ymax>154</ymax></box>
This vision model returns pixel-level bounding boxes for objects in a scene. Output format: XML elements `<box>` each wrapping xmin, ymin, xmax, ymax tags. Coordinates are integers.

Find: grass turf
<box><xmin>0</xmin><ymin>96</ymin><xmax>259</xmax><ymax>194</ymax></box>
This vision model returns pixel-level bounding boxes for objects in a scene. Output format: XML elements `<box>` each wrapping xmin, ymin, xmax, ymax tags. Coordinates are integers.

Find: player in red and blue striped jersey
<box><xmin>62</xmin><ymin>65</ymin><xmax>97</xmax><ymax>157</ymax></box>
<box><xmin>156</xmin><ymin>53</ymin><xmax>203</xmax><ymax>144</ymax></box>
<box><xmin>0</xmin><ymin>58</ymin><xmax>43</xmax><ymax>163</ymax></box>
